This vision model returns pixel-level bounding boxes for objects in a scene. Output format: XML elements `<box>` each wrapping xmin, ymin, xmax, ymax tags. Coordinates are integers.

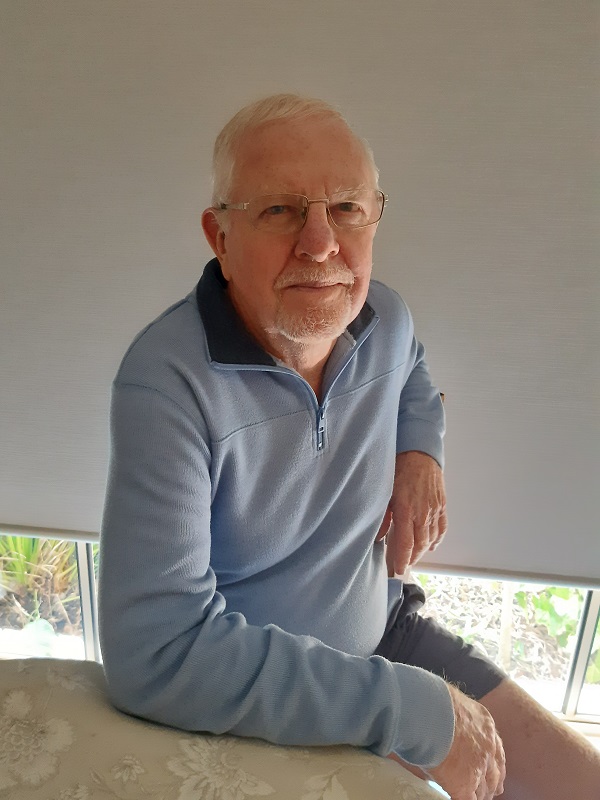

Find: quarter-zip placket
<box><xmin>201</xmin><ymin>256</ymin><xmax>380</xmax><ymax>457</ymax></box>
<box><xmin>316</xmin><ymin>406</ymin><xmax>326</xmax><ymax>451</ymax></box>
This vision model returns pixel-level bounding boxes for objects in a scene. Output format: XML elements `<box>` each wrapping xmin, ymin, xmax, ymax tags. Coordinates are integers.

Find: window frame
<box><xmin>2</xmin><ymin>526</ymin><xmax>599</xmax><ymax>723</ymax></box>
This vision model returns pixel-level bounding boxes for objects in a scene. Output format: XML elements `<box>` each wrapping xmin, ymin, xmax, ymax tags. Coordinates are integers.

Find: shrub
<box><xmin>0</xmin><ymin>535</ymin><xmax>80</xmax><ymax>633</ymax></box>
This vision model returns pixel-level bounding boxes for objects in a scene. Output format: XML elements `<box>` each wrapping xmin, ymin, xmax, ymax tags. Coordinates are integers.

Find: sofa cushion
<box><xmin>0</xmin><ymin>657</ymin><xmax>445</xmax><ymax>799</ymax></box>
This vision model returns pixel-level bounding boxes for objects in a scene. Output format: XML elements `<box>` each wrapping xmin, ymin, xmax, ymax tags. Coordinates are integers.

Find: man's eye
<box><xmin>264</xmin><ymin>205</ymin><xmax>293</xmax><ymax>216</ymax></box>
<box><xmin>333</xmin><ymin>202</ymin><xmax>363</xmax><ymax>214</ymax></box>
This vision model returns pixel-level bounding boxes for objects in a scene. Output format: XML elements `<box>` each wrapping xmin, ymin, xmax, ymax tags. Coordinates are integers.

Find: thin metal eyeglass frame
<box><xmin>217</xmin><ymin>191</ymin><xmax>387</xmax><ymax>231</ymax></box>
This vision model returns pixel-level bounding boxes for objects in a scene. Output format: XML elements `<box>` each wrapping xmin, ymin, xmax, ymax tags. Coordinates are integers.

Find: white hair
<box><xmin>211</xmin><ymin>93</ymin><xmax>379</xmax><ymax>205</ymax></box>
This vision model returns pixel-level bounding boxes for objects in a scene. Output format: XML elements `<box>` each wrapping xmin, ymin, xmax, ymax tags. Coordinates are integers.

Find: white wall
<box><xmin>1</xmin><ymin>1</ymin><xmax>598</xmax><ymax>583</ymax></box>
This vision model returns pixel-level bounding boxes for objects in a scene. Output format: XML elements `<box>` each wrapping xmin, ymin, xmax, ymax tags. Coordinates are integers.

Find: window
<box><xmin>415</xmin><ymin>570</ymin><xmax>600</xmax><ymax>721</ymax></box>
<box><xmin>1</xmin><ymin>530</ymin><xmax>598</xmax><ymax>729</ymax></box>
<box><xmin>579</xmin><ymin>615</ymin><xmax>600</xmax><ymax>716</ymax></box>
<box><xmin>0</xmin><ymin>533</ymin><xmax>99</xmax><ymax>661</ymax></box>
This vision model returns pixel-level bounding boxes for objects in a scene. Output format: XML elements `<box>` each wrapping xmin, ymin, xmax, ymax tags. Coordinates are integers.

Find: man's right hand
<box><xmin>427</xmin><ymin>683</ymin><xmax>506</xmax><ymax>799</ymax></box>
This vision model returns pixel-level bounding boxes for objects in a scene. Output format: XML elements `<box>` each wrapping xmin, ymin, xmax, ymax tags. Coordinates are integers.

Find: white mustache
<box><xmin>275</xmin><ymin>264</ymin><xmax>355</xmax><ymax>290</ymax></box>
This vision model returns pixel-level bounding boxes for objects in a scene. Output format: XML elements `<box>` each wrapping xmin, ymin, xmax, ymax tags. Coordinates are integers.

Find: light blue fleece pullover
<box><xmin>99</xmin><ymin>259</ymin><xmax>454</xmax><ymax>768</ymax></box>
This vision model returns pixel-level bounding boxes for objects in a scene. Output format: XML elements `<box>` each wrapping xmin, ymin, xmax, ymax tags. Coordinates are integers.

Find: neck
<box><xmin>268</xmin><ymin>337</ymin><xmax>335</xmax><ymax>402</ymax></box>
<box><xmin>223</xmin><ymin>283</ymin><xmax>338</xmax><ymax>400</ymax></box>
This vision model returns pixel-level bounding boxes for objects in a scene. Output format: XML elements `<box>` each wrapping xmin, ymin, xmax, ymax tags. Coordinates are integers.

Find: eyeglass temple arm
<box><xmin>217</xmin><ymin>202</ymin><xmax>249</xmax><ymax>211</ymax></box>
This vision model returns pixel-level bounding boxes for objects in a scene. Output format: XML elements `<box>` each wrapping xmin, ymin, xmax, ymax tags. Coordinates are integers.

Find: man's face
<box><xmin>203</xmin><ymin>115</ymin><xmax>379</xmax><ymax>359</ymax></box>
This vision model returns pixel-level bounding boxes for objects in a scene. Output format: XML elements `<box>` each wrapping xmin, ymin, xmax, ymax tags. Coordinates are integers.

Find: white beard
<box><xmin>270</xmin><ymin>288</ymin><xmax>353</xmax><ymax>344</ymax></box>
<box><xmin>269</xmin><ymin>263</ymin><xmax>355</xmax><ymax>344</ymax></box>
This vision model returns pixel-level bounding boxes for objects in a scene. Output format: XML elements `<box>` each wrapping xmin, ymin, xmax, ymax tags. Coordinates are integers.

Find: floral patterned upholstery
<box><xmin>0</xmin><ymin>658</ymin><xmax>445</xmax><ymax>799</ymax></box>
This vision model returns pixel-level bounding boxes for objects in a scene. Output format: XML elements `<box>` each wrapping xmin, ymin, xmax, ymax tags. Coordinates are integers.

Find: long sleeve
<box><xmin>99</xmin><ymin>381</ymin><xmax>454</xmax><ymax>769</ymax></box>
<box><xmin>396</xmin><ymin>333</ymin><xmax>446</xmax><ymax>469</ymax></box>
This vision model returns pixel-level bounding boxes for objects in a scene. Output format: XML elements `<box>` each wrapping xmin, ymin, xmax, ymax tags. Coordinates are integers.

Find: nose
<box><xmin>294</xmin><ymin>201</ymin><xmax>340</xmax><ymax>262</ymax></box>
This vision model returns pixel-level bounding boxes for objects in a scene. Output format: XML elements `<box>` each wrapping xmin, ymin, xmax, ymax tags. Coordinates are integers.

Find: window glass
<box><xmin>0</xmin><ymin>535</ymin><xmax>85</xmax><ymax>659</ymax></box>
<box><xmin>577</xmin><ymin>612</ymin><xmax>600</xmax><ymax>717</ymax></box>
<box><xmin>93</xmin><ymin>542</ymin><xmax>99</xmax><ymax>584</ymax></box>
<box><xmin>414</xmin><ymin>573</ymin><xmax>584</xmax><ymax>712</ymax></box>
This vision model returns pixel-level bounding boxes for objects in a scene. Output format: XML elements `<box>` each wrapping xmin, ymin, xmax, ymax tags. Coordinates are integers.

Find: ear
<box><xmin>201</xmin><ymin>208</ymin><xmax>228</xmax><ymax>262</ymax></box>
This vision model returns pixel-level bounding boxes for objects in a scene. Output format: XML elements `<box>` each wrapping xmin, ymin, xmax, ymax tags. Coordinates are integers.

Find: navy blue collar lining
<box><xmin>195</xmin><ymin>259</ymin><xmax>275</xmax><ymax>366</ymax></box>
<box><xmin>195</xmin><ymin>258</ymin><xmax>375</xmax><ymax>366</ymax></box>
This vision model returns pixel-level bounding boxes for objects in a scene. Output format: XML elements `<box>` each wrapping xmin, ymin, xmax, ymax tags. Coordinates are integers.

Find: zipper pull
<box><xmin>317</xmin><ymin>408</ymin><xmax>325</xmax><ymax>450</ymax></box>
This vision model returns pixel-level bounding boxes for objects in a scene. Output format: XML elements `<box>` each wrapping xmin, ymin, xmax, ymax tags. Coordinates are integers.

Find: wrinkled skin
<box><xmin>428</xmin><ymin>683</ymin><xmax>506</xmax><ymax>799</ymax></box>
<box><xmin>376</xmin><ymin>450</ymin><xmax>448</xmax><ymax>576</ymax></box>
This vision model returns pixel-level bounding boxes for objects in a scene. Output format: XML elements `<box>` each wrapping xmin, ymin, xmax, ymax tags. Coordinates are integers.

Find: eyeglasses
<box><xmin>217</xmin><ymin>190</ymin><xmax>386</xmax><ymax>234</ymax></box>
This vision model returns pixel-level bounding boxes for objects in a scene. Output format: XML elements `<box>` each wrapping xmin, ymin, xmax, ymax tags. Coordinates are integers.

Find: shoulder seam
<box><xmin>113</xmin><ymin>381</ymin><xmax>210</xmax><ymax>457</ymax></box>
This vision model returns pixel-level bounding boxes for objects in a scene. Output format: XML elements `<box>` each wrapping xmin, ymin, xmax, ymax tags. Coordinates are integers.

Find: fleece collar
<box><xmin>195</xmin><ymin>258</ymin><xmax>375</xmax><ymax>366</ymax></box>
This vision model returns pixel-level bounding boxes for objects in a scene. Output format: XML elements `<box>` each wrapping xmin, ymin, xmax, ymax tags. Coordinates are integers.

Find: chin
<box><xmin>274</xmin><ymin>305</ymin><xmax>352</xmax><ymax>345</ymax></box>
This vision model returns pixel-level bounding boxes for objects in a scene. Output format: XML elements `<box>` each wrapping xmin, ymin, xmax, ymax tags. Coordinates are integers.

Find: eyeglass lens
<box><xmin>248</xmin><ymin>191</ymin><xmax>384</xmax><ymax>232</ymax></box>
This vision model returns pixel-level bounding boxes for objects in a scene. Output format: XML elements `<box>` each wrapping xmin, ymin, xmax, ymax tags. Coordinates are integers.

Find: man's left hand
<box><xmin>375</xmin><ymin>451</ymin><xmax>447</xmax><ymax>576</ymax></box>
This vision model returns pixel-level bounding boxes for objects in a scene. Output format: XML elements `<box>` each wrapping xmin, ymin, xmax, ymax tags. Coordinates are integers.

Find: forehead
<box><xmin>231</xmin><ymin>116</ymin><xmax>376</xmax><ymax>198</ymax></box>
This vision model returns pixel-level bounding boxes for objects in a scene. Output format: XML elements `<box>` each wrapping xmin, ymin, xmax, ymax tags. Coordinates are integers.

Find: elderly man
<box><xmin>99</xmin><ymin>94</ymin><xmax>600</xmax><ymax>800</ymax></box>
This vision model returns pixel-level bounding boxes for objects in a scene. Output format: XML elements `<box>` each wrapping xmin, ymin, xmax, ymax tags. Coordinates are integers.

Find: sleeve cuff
<box><xmin>396</xmin><ymin>421</ymin><xmax>445</xmax><ymax>470</ymax></box>
<box><xmin>390</xmin><ymin>664</ymin><xmax>455</xmax><ymax>769</ymax></box>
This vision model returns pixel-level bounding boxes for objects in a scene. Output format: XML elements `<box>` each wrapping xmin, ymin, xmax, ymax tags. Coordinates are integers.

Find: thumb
<box><xmin>375</xmin><ymin>507</ymin><xmax>393</xmax><ymax>542</ymax></box>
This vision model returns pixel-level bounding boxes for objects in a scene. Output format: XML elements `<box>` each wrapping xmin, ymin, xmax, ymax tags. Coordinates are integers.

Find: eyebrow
<box><xmin>331</xmin><ymin>183</ymin><xmax>370</xmax><ymax>194</ymax></box>
<box><xmin>248</xmin><ymin>185</ymin><xmax>373</xmax><ymax>197</ymax></box>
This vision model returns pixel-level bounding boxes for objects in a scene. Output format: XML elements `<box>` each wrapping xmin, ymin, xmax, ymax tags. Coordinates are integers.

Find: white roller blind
<box><xmin>1</xmin><ymin>1</ymin><xmax>598</xmax><ymax>583</ymax></box>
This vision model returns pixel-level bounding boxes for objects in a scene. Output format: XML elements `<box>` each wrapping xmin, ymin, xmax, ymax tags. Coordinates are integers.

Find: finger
<box><xmin>484</xmin><ymin>762</ymin><xmax>500</xmax><ymax>800</ymax></box>
<box><xmin>408</xmin><ymin>521</ymin><xmax>435</xmax><ymax>565</ymax></box>
<box><xmin>483</xmin><ymin>737</ymin><xmax>505</xmax><ymax>799</ymax></box>
<box><xmin>390</xmin><ymin>520</ymin><xmax>414</xmax><ymax>576</ymax></box>
<box><xmin>480</xmin><ymin>775</ymin><xmax>498</xmax><ymax>800</ymax></box>
<box><xmin>428</xmin><ymin>508</ymin><xmax>449</xmax><ymax>551</ymax></box>
<box><xmin>429</xmin><ymin>522</ymin><xmax>446</xmax><ymax>551</ymax></box>
<box><xmin>468</xmin><ymin>760</ymin><xmax>488</xmax><ymax>800</ymax></box>
<box><xmin>493</xmin><ymin>735</ymin><xmax>506</xmax><ymax>796</ymax></box>
<box><xmin>375</xmin><ymin>506</ymin><xmax>393</xmax><ymax>542</ymax></box>
<box><xmin>438</xmin><ymin>508</ymin><xmax>449</xmax><ymax>537</ymax></box>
